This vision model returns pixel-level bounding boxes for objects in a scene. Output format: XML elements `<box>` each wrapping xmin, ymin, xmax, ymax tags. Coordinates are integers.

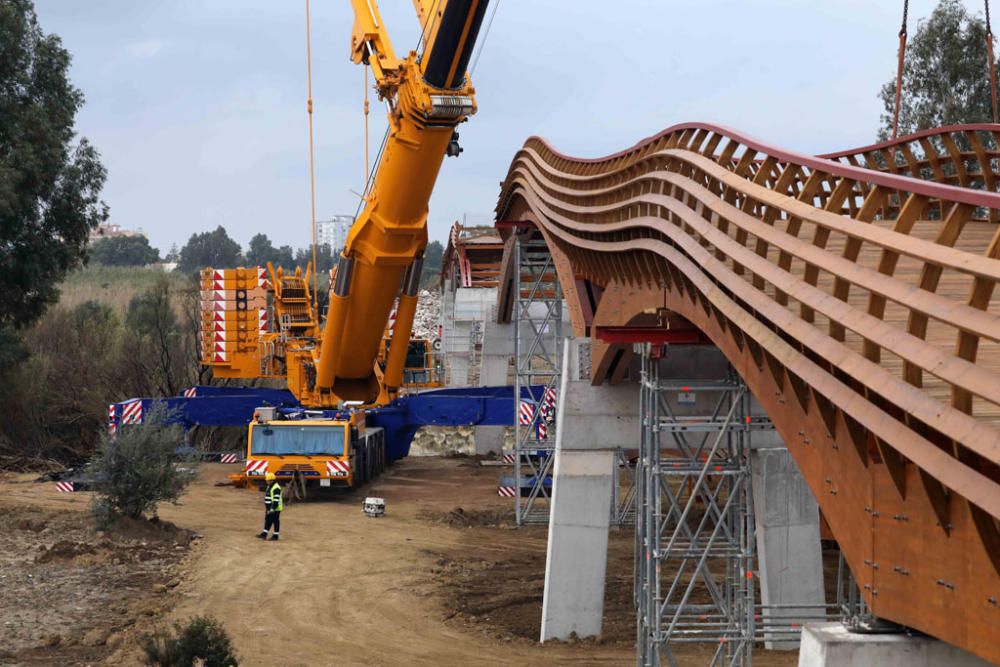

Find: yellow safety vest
<box><xmin>267</xmin><ymin>482</ymin><xmax>283</xmax><ymax>512</ymax></box>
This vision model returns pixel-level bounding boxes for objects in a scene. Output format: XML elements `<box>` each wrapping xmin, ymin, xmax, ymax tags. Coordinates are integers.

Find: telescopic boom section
<box><xmin>307</xmin><ymin>0</ymin><xmax>489</xmax><ymax>407</ymax></box>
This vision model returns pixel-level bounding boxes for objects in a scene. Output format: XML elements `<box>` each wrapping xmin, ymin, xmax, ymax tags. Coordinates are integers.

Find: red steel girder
<box><xmin>594</xmin><ymin>325</ymin><xmax>713</xmax><ymax>345</ymax></box>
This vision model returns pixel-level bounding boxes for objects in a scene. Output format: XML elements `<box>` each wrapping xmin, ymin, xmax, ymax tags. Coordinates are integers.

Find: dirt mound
<box><xmin>0</xmin><ymin>506</ymin><xmax>192</xmax><ymax>665</ymax></box>
<box><xmin>104</xmin><ymin>514</ymin><xmax>196</xmax><ymax>546</ymax></box>
<box><xmin>422</xmin><ymin>505</ymin><xmax>515</xmax><ymax>528</ymax></box>
<box><xmin>426</xmin><ymin>530</ymin><xmax>636</xmax><ymax>646</ymax></box>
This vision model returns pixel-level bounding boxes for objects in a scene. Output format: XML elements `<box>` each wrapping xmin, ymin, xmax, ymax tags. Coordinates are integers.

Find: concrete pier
<box><xmin>540</xmin><ymin>338</ymin><xmax>638</xmax><ymax>641</ymax></box>
<box><xmin>473</xmin><ymin>318</ymin><xmax>513</xmax><ymax>455</ymax></box>
<box><xmin>751</xmin><ymin>447</ymin><xmax>825</xmax><ymax>650</ymax></box>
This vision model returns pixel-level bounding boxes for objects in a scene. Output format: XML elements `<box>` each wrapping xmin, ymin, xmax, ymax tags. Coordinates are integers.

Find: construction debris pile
<box><xmin>412</xmin><ymin>289</ymin><xmax>441</xmax><ymax>340</ymax></box>
<box><xmin>410</xmin><ymin>425</ymin><xmax>475</xmax><ymax>456</ymax></box>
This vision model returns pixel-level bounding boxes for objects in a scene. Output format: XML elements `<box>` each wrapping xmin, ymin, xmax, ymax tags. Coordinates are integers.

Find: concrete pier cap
<box><xmin>798</xmin><ymin>623</ymin><xmax>993</xmax><ymax>666</ymax></box>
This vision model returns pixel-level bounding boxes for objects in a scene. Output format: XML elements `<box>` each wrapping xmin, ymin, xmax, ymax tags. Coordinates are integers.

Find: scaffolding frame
<box><xmin>512</xmin><ymin>235</ymin><xmax>563</xmax><ymax>525</ymax></box>
<box><xmin>612</xmin><ymin>447</ymin><xmax>638</xmax><ymax>526</ymax></box>
<box><xmin>635</xmin><ymin>344</ymin><xmax>757</xmax><ymax>667</ymax></box>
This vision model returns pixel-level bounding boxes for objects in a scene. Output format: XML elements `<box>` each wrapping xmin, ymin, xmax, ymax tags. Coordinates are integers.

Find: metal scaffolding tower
<box><xmin>511</xmin><ymin>234</ymin><xmax>563</xmax><ymax>525</ymax></box>
<box><xmin>500</xmin><ymin>234</ymin><xmax>636</xmax><ymax>526</ymax></box>
<box><xmin>612</xmin><ymin>447</ymin><xmax>638</xmax><ymax>526</ymax></box>
<box><xmin>635</xmin><ymin>343</ymin><xmax>757</xmax><ymax>667</ymax></box>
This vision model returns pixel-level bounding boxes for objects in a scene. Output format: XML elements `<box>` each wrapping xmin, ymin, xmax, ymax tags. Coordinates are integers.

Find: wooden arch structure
<box><xmin>494</xmin><ymin>123</ymin><xmax>1000</xmax><ymax>663</ymax></box>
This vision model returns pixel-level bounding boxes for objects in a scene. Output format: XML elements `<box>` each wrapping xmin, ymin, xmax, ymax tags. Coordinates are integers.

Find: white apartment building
<box><xmin>316</xmin><ymin>215</ymin><xmax>354</xmax><ymax>253</ymax></box>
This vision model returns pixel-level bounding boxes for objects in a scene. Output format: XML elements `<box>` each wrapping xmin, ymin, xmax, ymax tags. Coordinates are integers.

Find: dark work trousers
<box><xmin>263</xmin><ymin>511</ymin><xmax>281</xmax><ymax>535</ymax></box>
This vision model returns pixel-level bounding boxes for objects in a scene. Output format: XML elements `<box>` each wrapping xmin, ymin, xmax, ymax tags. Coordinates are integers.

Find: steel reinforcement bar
<box><xmin>494</xmin><ymin>122</ymin><xmax>1000</xmax><ymax>663</ymax></box>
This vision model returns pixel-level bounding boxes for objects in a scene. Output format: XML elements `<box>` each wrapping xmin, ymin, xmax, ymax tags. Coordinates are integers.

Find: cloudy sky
<box><xmin>34</xmin><ymin>0</ymin><xmax>952</xmax><ymax>253</ymax></box>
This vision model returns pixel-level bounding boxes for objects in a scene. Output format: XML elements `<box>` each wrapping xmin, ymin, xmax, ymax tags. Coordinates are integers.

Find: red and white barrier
<box><xmin>220</xmin><ymin>453</ymin><xmax>238</xmax><ymax>464</ymax></box>
<box><xmin>541</xmin><ymin>386</ymin><xmax>557</xmax><ymax>418</ymax></box>
<box><xmin>518</xmin><ymin>400</ymin><xmax>533</xmax><ymax>426</ymax></box>
<box><xmin>120</xmin><ymin>399</ymin><xmax>142</xmax><ymax>425</ymax></box>
<box><xmin>497</xmin><ymin>486</ymin><xmax>517</xmax><ymax>498</ymax></box>
<box><xmin>55</xmin><ymin>482</ymin><xmax>74</xmax><ymax>493</ymax></box>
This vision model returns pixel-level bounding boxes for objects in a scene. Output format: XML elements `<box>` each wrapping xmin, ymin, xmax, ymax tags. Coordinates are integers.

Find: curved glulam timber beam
<box><xmin>494</xmin><ymin>122</ymin><xmax>1000</xmax><ymax>664</ymax></box>
<box><xmin>821</xmin><ymin>124</ymin><xmax>1000</xmax><ymax>224</ymax></box>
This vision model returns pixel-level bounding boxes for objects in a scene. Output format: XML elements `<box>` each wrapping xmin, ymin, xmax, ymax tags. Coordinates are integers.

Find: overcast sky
<box><xmin>34</xmin><ymin>0</ymin><xmax>953</xmax><ymax>253</ymax></box>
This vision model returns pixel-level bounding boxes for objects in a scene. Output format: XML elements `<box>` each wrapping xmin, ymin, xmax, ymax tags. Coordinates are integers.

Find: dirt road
<box><xmin>154</xmin><ymin>458</ymin><xmax>638</xmax><ymax>667</ymax></box>
<box><xmin>2</xmin><ymin>457</ymin><xmax>799</xmax><ymax>667</ymax></box>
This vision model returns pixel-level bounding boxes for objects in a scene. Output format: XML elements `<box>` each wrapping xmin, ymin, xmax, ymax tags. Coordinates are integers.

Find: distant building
<box><xmin>316</xmin><ymin>216</ymin><xmax>354</xmax><ymax>254</ymax></box>
<box><xmin>89</xmin><ymin>223</ymin><xmax>146</xmax><ymax>242</ymax></box>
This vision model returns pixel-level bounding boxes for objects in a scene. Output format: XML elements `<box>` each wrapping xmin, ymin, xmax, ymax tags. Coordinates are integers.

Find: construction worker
<box><xmin>257</xmin><ymin>472</ymin><xmax>283</xmax><ymax>541</ymax></box>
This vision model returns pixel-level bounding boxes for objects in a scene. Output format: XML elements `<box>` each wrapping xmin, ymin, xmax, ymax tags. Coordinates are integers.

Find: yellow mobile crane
<box><xmin>310</xmin><ymin>0</ymin><xmax>488</xmax><ymax>408</ymax></box>
<box><xmin>200</xmin><ymin>0</ymin><xmax>491</xmax><ymax>492</ymax></box>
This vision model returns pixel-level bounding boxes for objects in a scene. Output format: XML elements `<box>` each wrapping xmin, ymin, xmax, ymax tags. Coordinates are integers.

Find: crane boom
<box><xmin>197</xmin><ymin>2</ymin><xmax>489</xmax><ymax>409</ymax></box>
<box><xmin>296</xmin><ymin>0</ymin><xmax>489</xmax><ymax>408</ymax></box>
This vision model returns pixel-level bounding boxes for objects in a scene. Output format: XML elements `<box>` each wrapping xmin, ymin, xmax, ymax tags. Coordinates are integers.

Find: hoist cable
<box><xmin>470</xmin><ymin>0</ymin><xmax>500</xmax><ymax>76</ymax></box>
<box><xmin>892</xmin><ymin>0</ymin><xmax>909</xmax><ymax>139</ymax></box>
<box><xmin>305</xmin><ymin>0</ymin><xmax>318</xmax><ymax>307</ymax></box>
<box><xmin>986</xmin><ymin>0</ymin><xmax>999</xmax><ymax>123</ymax></box>
<box><xmin>356</xmin><ymin>126</ymin><xmax>390</xmax><ymax>219</ymax></box>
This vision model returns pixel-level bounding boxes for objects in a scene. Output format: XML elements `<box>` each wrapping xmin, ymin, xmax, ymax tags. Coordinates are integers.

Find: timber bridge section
<box><xmin>493</xmin><ymin>122</ymin><xmax>1000</xmax><ymax>663</ymax></box>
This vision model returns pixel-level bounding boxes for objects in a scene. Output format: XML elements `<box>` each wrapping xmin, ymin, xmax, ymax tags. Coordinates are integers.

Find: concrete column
<box><xmin>799</xmin><ymin>623</ymin><xmax>992</xmax><ymax>666</ymax></box>
<box><xmin>751</xmin><ymin>447</ymin><xmax>825</xmax><ymax>650</ymax></box>
<box><xmin>540</xmin><ymin>338</ymin><xmax>639</xmax><ymax>641</ymax></box>
<box><xmin>541</xmin><ymin>449</ymin><xmax>615</xmax><ymax>639</ymax></box>
<box><xmin>474</xmin><ymin>319</ymin><xmax>513</xmax><ymax>455</ymax></box>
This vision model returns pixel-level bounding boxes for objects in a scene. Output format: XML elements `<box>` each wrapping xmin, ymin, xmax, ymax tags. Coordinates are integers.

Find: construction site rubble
<box><xmin>413</xmin><ymin>288</ymin><xmax>441</xmax><ymax>340</ymax></box>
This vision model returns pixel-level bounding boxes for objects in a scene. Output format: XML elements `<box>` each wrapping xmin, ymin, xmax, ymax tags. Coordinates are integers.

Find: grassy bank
<box><xmin>57</xmin><ymin>264</ymin><xmax>193</xmax><ymax>313</ymax></box>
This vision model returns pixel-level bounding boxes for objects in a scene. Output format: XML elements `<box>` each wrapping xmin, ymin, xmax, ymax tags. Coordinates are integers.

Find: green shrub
<box><xmin>141</xmin><ymin>615</ymin><xmax>239</xmax><ymax>667</ymax></box>
<box><xmin>90</xmin><ymin>404</ymin><xmax>192</xmax><ymax>525</ymax></box>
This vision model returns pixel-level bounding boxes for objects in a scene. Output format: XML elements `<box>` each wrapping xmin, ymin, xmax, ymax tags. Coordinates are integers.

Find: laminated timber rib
<box><xmin>494</xmin><ymin>123</ymin><xmax>1000</xmax><ymax>664</ymax></box>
